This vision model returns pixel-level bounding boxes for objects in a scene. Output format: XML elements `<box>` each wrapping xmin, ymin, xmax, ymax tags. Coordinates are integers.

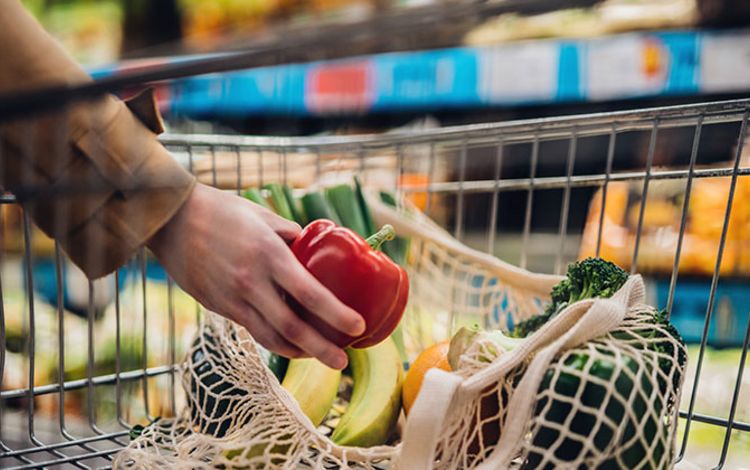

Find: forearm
<box><xmin>0</xmin><ymin>0</ymin><xmax>196</xmax><ymax>279</ymax></box>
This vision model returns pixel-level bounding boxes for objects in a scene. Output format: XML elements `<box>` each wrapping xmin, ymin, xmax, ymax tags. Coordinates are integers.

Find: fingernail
<box><xmin>333</xmin><ymin>353</ymin><xmax>348</xmax><ymax>370</ymax></box>
<box><xmin>352</xmin><ymin>318</ymin><xmax>366</xmax><ymax>336</ymax></box>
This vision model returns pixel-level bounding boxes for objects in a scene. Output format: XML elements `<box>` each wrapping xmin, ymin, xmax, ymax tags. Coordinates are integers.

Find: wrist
<box><xmin>147</xmin><ymin>183</ymin><xmax>207</xmax><ymax>257</ymax></box>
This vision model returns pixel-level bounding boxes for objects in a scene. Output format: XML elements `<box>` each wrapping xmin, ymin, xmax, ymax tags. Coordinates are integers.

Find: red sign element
<box><xmin>306</xmin><ymin>60</ymin><xmax>374</xmax><ymax>114</ymax></box>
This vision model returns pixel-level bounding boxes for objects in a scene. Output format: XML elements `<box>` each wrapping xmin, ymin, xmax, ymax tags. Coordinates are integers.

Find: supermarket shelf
<box><xmin>92</xmin><ymin>28</ymin><xmax>750</xmax><ymax>117</ymax></box>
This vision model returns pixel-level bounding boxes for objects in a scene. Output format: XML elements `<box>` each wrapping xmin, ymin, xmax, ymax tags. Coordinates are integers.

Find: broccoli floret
<box><xmin>511</xmin><ymin>258</ymin><xmax>629</xmax><ymax>338</ymax></box>
<box><xmin>565</xmin><ymin>257</ymin><xmax>630</xmax><ymax>302</ymax></box>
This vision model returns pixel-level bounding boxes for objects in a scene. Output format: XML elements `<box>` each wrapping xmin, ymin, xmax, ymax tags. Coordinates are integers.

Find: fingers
<box><xmin>246</xmin><ymin>282</ymin><xmax>348</xmax><ymax>370</ymax></box>
<box><xmin>256</xmin><ymin>206</ymin><xmax>301</xmax><ymax>242</ymax></box>
<box><xmin>235</xmin><ymin>303</ymin><xmax>306</xmax><ymax>359</ymax></box>
<box><xmin>270</xmin><ymin>253</ymin><xmax>365</xmax><ymax>337</ymax></box>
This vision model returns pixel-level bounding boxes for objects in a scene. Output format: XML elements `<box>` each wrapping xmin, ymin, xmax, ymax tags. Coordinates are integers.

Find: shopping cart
<box><xmin>2</xmin><ymin>24</ymin><xmax>750</xmax><ymax>470</ymax></box>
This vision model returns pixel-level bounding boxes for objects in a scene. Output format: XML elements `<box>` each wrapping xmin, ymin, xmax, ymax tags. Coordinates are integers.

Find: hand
<box><xmin>147</xmin><ymin>183</ymin><xmax>365</xmax><ymax>369</ymax></box>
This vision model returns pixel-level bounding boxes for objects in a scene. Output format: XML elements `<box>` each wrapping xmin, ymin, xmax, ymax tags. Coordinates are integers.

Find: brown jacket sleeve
<box><xmin>0</xmin><ymin>0</ymin><xmax>196</xmax><ymax>279</ymax></box>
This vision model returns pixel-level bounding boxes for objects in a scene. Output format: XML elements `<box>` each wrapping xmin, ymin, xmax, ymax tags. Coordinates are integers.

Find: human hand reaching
<box><xmin>147</xmin><ymin>183</ymin><xmax>365</xmax><ymax>369</ymax></box>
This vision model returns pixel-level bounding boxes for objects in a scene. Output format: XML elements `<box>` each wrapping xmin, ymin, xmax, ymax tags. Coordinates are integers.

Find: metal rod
<box><xmin>54</xmin><ymin>244</ymin><xmax>74</xmax><ymax>438</ymax></box>
<box><xmin>596</xmin><ymin>126</ymin><xmax>617</xmax><ymax>257</ymax></box>
<box><xmin>86</xmin><ymin>281</ymin><xmax>102</xmax><ymax>434</ymax></box>
<box><xmin>235</xmin><ymin>145</ymin><xmax>243</xmax><ymax>195</ymax></box>
<box><xmin>1</xmin><ymin>365</ymin><xmax>178</xmax><ymax>400</ymax></box>
<box><xmin>555</xmin><ymin>130</ymin><xmax>577</xmax><ymax>275</ymax></box>
<box><xmin>0</xmin><ymin>0</ymin><xmax>613</xmax><ymax>122</ymax></box>
<box><xmin>210</xmin><ymin>146</ymin><xmax>218</xmax><ymax>188</ymax></box>
<box><xmin>5</xmin><ymin>446</ymin><xmax>121</xmax><ymax>470</ymax></box>
<box><xmin>114</xmin><ymin>269</ymin><xmax>127</xmax><ymax>428</ymax></box>
<box><xmin>630</xmin><ymin>119</ymin><xmax>659</xmax><ymax>272</ymax></box>
<box><xmin>396</xmin><ymin>144</ymin><xmax>404</xmax><ymax>207</ymax></box>
<box><xmin>0</xmin><ymin>190</ymin><xmax>6</xmax><ymax>445</ymax></box>
<box><xmin>399</xmin><ymin>163</ymin><xmax>750</xmax><ymax>195</ymax></box>
<box><xmin>520</xmin><ymin>135</ymin><xmax>540</xmax><ymax>269</ymax></box>
<box><xmin>486</xmin><ymin>140</ymin><xmax>504</xmax><ymax>255</ymax></box>
<box><xmin>425</xmin><ymin>143</ymin><xmax>436</xmax><ymax>217</ymax></box>
<box><xmin>677</xmin><ymin>110</ymin><xmax>748</xmax><ymax>461</ymax></box>
<box><xmin>677</xmin><ymin>411</ymin><xmax>750</xmax><ymax>433</ymax></box>
<box><xmin>139</xmin><ymin>249</ymin><xmax>152</xmax><ymax>420</ymax></box>
<box><xmin>714</xmin><ymin>311</ymin><xmax>750</xmax><ymax>469</ymax></box>
<box><xmin>1</xmin><ymin>430</ymin><xmax>129</xmax><ymax>459</ymax></box>
<box><xmin>666</xmin><ymin>116</ymin><xmax>703</xmax><ymax>316</ymax></box>
<box><xmin>159</xmin><ymin>98</ymin><xmax>750</xmax><ymax>151</ymax></box>
<box><xmin>281</xmin><ymin>147</ymin><xmax>288</xmax><ymax>186</ymax></box>
<box><xmin>454</xmin><ymin>140</ymin><xmax>467</xmax><ymax>241</ymax></box>
<box><xmin>21</xmin><ymin>213</ymin><xmax>36</xmax><ymax>441</ymax></box>
<box><xmin>167</xmin><ymin>277</ymin><xmax>177</xmax><ymax>417</ymax></box>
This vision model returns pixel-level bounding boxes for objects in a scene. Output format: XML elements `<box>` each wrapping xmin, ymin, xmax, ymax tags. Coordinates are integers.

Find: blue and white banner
<box><xmin>90</xmin><ymin>28</ymin><xmax>750</xmax><ymax>117</ymax></box>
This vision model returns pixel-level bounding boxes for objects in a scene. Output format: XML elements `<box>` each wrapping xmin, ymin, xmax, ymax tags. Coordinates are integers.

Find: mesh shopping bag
<box><xmin>115</xmin><ymin>196</ymin><xmax>686</xmax><ymax>469</ymax></box>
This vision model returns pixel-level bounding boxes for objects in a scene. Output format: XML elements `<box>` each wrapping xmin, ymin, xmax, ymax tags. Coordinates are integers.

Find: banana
<box><xmin>282</xmin><ymin>358</ymin><xmax>341</xmax><ymax>427</ymax></box>
<box><xmin>224</xmin><ymin>358</ymin><xmax>341</xmax><ymax>461</ymax></box>
<box><xmin>331</xmin><ymin>337</ymin><xmax>404</xmax><ymax>447</ymax></box>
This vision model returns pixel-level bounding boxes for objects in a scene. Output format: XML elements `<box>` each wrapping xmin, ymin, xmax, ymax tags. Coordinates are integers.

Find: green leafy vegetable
<box><xmin>325</xmin><ymin>184</ymin><xmax>368</xmax><ymax>237</ymax></box>
<box><xmin>301</xmin><ymin>191</ymin><xmax>341</xmax><ymax>224</ymax></box>
<box><xmin>264</xmin><ymin>183</ymin><xmax>295</xmax><ymax>221</ymax></box>
<box><xmin>242</xmin><ymin>188</ymin><xmax>270</xmax><ymax>208</ymax></box>
<box><xmin>511</xmin><ymin>258</ymin><xmax>629</xmax><ymax>338</ymax></box>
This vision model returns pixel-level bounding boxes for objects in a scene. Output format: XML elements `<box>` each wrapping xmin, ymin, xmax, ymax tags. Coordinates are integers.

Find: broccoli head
<box><xmin>512</xmin><ymin>258</ymin><xmax>629</xmax><ymax>338</ymax></box>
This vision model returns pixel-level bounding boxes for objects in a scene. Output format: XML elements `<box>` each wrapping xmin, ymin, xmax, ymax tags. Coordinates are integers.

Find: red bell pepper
<box><xmin>290</xmin><ymin>219</ymin><xmax>409</xmax><ymax>349</ymax></box>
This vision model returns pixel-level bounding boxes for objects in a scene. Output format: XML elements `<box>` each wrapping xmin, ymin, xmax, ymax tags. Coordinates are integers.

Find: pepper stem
<box><xmin>366</xmin><ymin>224</ymin><xmax>396</xmax><ymax>251</ymax></box>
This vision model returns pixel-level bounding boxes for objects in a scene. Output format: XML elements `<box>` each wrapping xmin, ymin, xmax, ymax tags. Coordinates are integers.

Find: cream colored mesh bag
<box><xmin>115</xmin><ymin>196</ymin><xmax>687</xmax><ymax>469</ymax></box>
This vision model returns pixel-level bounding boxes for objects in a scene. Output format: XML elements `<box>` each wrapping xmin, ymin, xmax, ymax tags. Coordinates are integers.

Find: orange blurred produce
<box><xmin>402</xmin><ymin>340</ymin><xmax>451</xmax><ymax>415</ymax></box>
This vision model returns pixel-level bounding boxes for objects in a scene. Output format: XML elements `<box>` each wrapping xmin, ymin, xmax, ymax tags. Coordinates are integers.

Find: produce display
<box><xmin>465</xmin><ymin>0</ymin><xmax>697</xmax><ymax>46</ymax></box>
<box><xmin>178</xmin><ymin>0</ymin><xmax>386</xmax><ymax>50</ymax></box>
<box><xmin>1</xmin><ymin>271</ymin><xmax>198</xmax><ymax>423</ymax></box>
<box><xmin>579</xmin><ymin>169</ymin><xmax>750</xmax><ymax>276</ymax></box>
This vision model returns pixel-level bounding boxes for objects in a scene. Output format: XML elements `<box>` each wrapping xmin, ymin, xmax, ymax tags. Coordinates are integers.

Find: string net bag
<box><xmin>114</xmin><ymin>196</ymin><xmax>686</xmax><ymax>469</ymax></box>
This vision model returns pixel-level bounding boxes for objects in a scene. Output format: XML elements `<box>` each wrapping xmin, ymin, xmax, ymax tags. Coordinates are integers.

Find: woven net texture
<box><xmin>114</xmin><ymin>197</ymin><xmax>686</xmax><ymax>469</ymax></box>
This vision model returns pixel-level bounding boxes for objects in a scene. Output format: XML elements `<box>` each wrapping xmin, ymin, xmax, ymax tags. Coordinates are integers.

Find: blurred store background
<box><xmin>4</xmin><ymin>0</ymin><xmax>750</xmax><ymax>467</ymax></box>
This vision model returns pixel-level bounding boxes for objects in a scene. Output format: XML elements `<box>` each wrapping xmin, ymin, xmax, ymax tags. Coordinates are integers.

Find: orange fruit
<box><xmin>399</xmin><ymin>173</ymin><xmax>430</xmax><ymax>212</ymax></box>
<box><xmin>402</xmin><ymin>340</ymin><xmax>451</xmax><ymax>415</ymax></box>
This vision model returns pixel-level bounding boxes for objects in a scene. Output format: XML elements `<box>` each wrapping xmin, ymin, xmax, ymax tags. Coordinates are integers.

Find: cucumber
<box><xmin>301</xmin><ymin>191</ymin><xmax>341</xmax><ymax>224</ymax></box>
<box><xmin>354</xmin><ymin>177</ymin><xmax>376</xmax><ymax>237</ymax></box>
<box><xmin>325</xmin><ymin>184</ymin><xmax>367</xmax><ymax>237</ymax></box>
<box><xmin>264</xmin><ymin>183</ymin><xmax>294</xmax><ymax>221</ymax></box>
<box><xmin>189</xmin><ymin>330</ymin><xmax>288</xmax><ymax>438</ymax></box>
<box><xmin>257</xmin><ymin>345</ymin><xmax>289</xmax><ymax>382</ymax></box>
<box><xmin>243</xmin><ymin>188</ymin><xmax>270</xmax><ymax>208</ymax></box>
<box><xmin>282</xmin><ymin>185</ymin><xmax>306</xmax><ymax>225</ymax></box>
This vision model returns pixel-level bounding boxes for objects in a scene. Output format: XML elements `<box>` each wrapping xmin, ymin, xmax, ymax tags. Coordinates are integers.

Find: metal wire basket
<box><xmin>1</xmin><ymin>17</ymin><xmax>750</xmax><ymax>470</ymax></box>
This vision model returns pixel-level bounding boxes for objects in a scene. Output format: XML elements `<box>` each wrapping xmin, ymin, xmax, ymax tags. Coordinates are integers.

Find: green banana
<box><xmin>331</xmin><ymin>338</ymin><xmax>404</xmax><ymax>447</ymax></box>
<box><xmin>281</xmin><ymin>358</ymin><xmax>341</xmax><ymax>427</ymax></box>
<box><xmin>225</xmin><ymin>358</ymin><xmax>340</xmax><ymax>461</ymax></box>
